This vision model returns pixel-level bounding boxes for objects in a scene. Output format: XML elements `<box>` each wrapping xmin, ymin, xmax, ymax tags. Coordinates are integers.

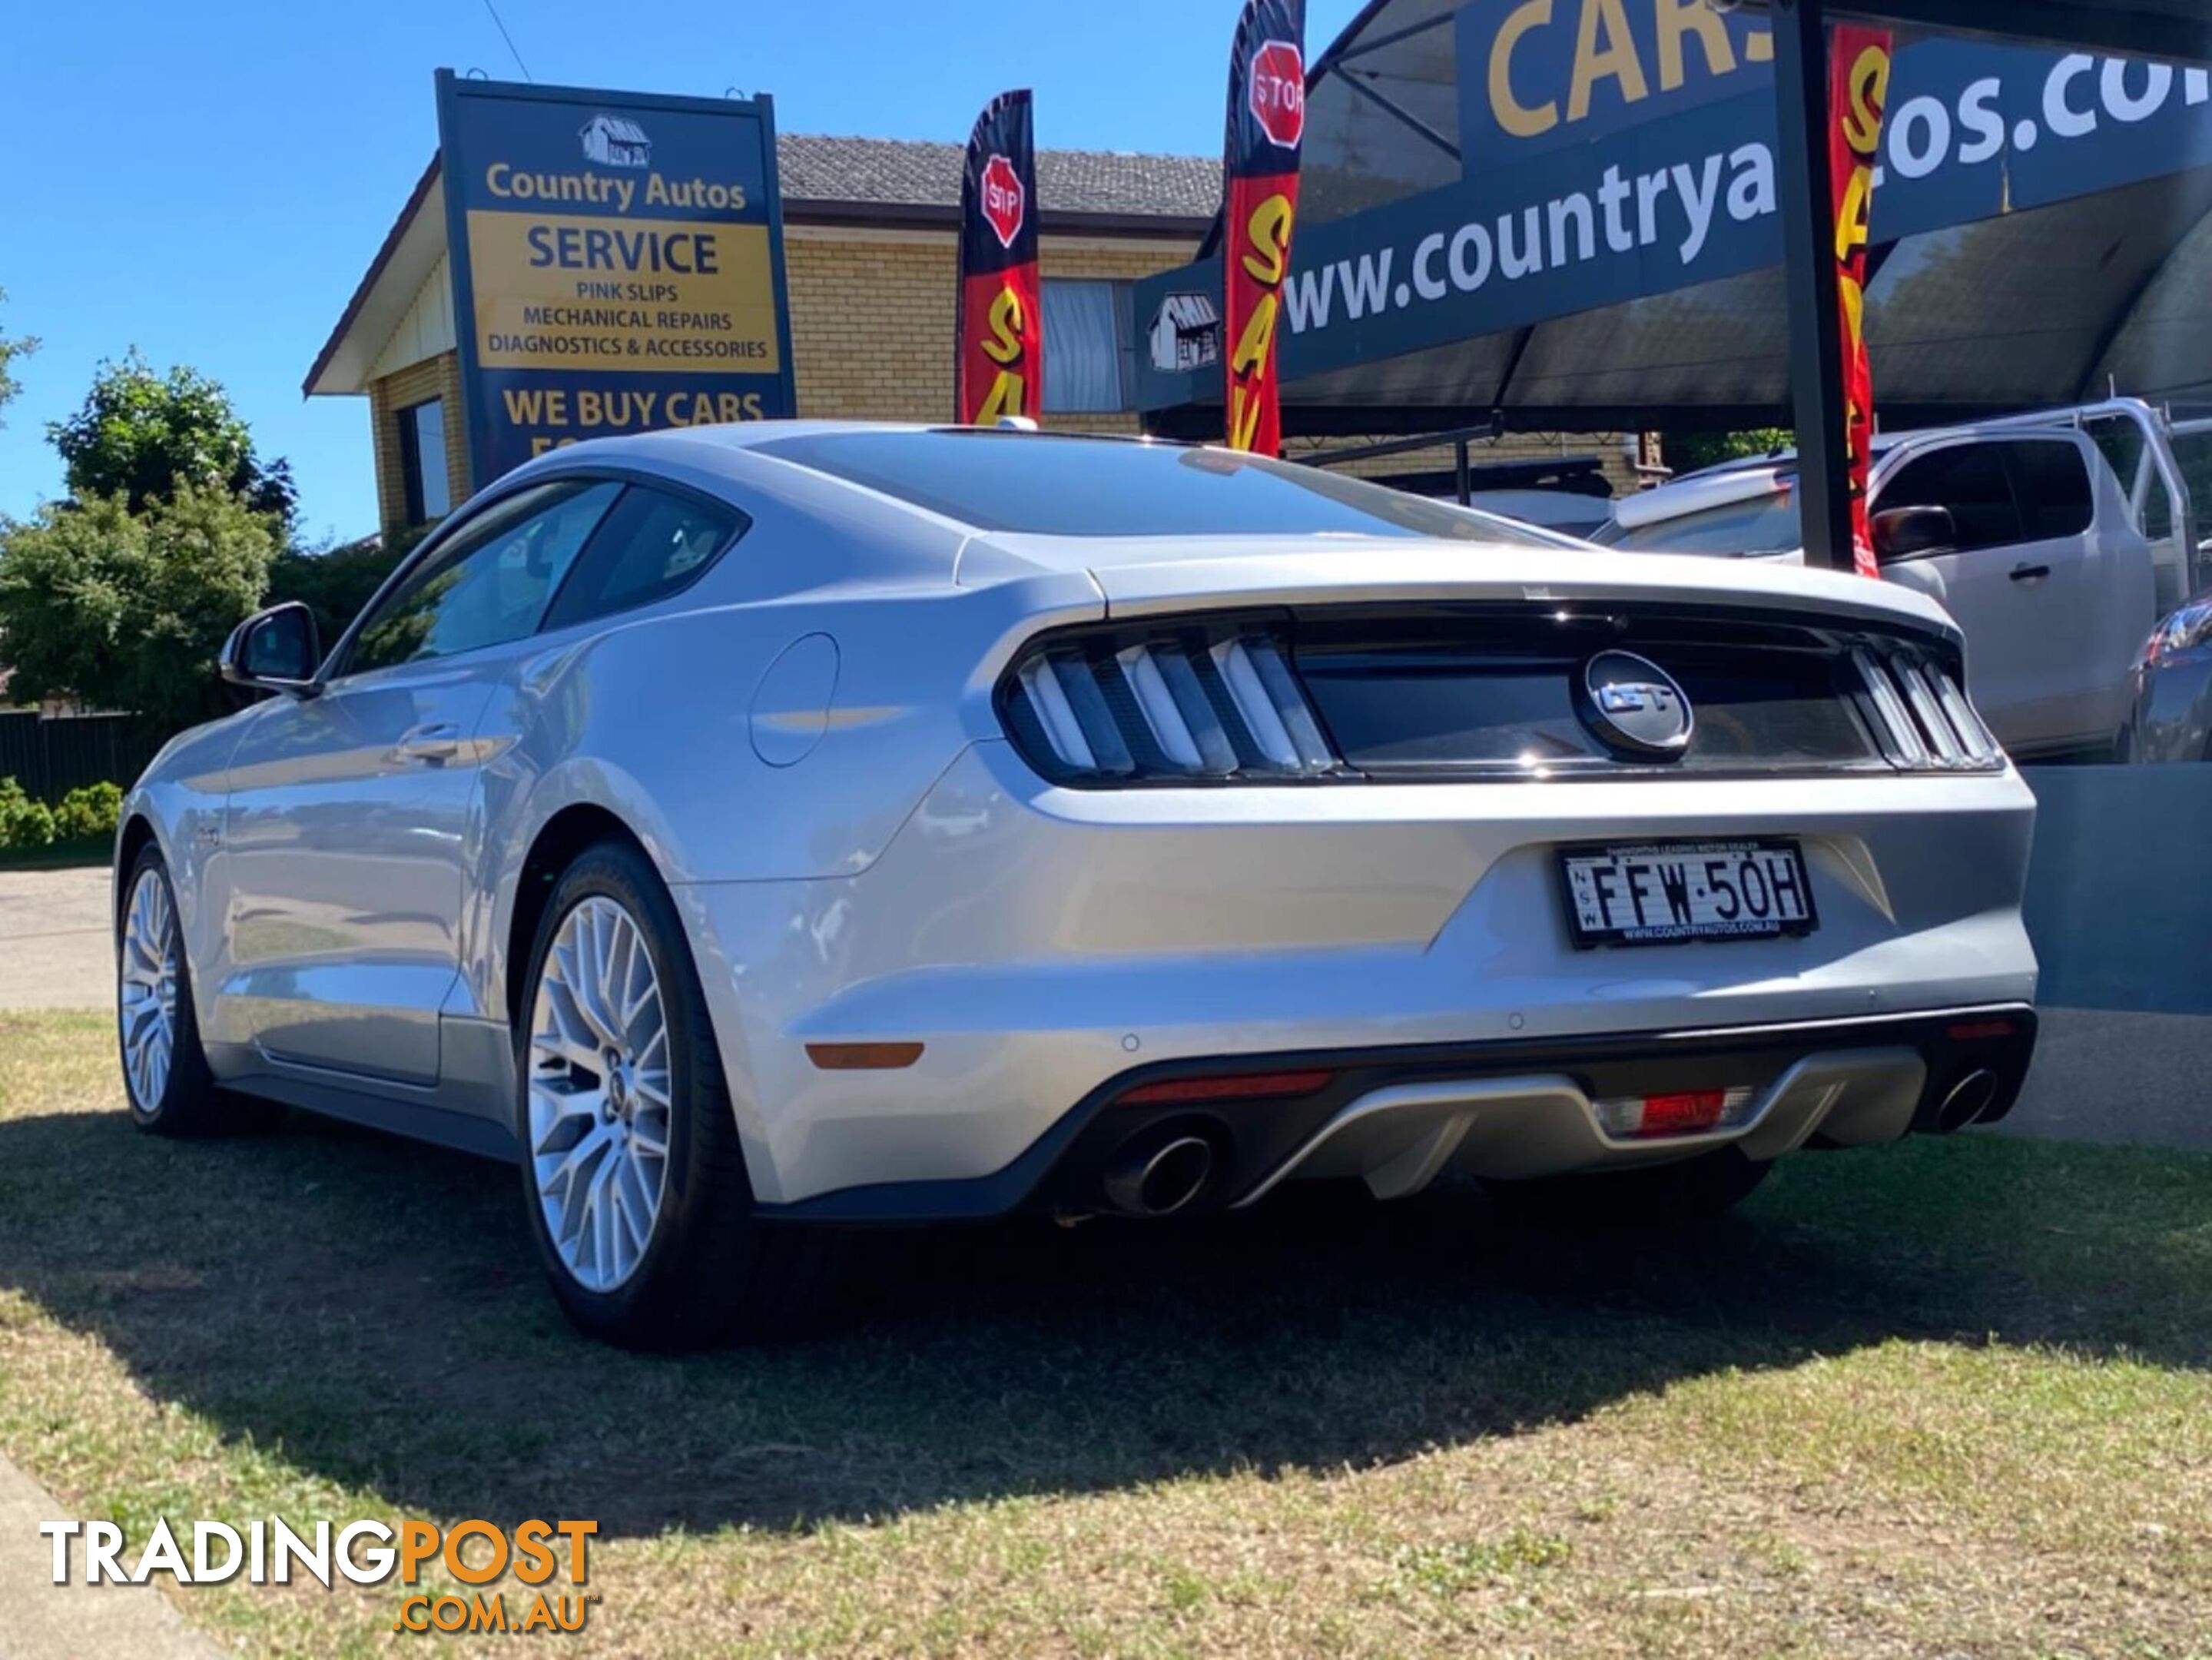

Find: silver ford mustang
<box><xmin>115</xmin><ymin>424</ymin><xmax>2041</xmax><ymax>1346</ymax></box>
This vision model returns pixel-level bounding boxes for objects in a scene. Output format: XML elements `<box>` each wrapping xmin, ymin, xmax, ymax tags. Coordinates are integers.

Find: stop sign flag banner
<box><xmin>1222</xmin><ymin>0</ymin><xmax>1305</xmax><ymax>455</ymax></box>
<box><xmin>956</xmin><ymin>90</ymin><xmax>1043</xmax><ymax>425</ymax></box>
<box><xmin>1828</xmin><ymin>25</ymin><xmax>1892</xmax><ymax>579</ymax></box>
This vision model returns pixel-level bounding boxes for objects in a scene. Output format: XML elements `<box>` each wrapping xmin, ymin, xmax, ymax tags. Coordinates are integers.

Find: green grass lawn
<box><xmin>1</xmin><ymin>1008</ymin><xmax>2207</xmax><ymax>1655</ymax></box>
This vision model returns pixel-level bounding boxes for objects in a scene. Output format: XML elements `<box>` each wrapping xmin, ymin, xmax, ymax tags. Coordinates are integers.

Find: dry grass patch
<box><xmin>0</xmin><ymin>1009</ymin><xmax>2207</xmax><ymax>1656</ymax></box>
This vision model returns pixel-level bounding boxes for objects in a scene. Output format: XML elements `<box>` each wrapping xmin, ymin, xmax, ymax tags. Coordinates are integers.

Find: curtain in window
<box><xmin>1042</xmin><ymin>281</ymin><xmax>1129</xmax><ymax>413</ymax></box>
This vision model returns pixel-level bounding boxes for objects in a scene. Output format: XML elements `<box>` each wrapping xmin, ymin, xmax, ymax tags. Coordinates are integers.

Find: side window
<box><xmin>1608</xmin><ymin>488</ymin><xmax>1804</xmax><ymax>556</ymax></box>
<box><xmin>539</xmin><ymin>485</ymin><xmax>745</xmax><ymax>633</ymax></box>
<box><xmin>1877</xmin><ymin>443</ymin><xmax>2022</xmax><ymax>556</ymax></box>
<box><xmin>2003</xmin><ymin>439</ymin><xmax>2094</xmax><ymax>540</ymax></box>
<box><xmin>343</xmin><ymin>480</ymin><xmax>622</xmax><ymax>677</ymax></box>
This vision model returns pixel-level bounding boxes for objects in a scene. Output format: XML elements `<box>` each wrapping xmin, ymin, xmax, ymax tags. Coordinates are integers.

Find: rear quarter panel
<box><xmin>461</xmin><ymin>498</ymin><xmax>1103</xmax><ymax>1033</ymax></box>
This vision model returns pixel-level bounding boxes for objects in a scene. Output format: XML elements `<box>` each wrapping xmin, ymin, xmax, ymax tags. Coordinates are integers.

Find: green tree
<box><xmin>267</xmin><ymin>526</ymin><xmax>423</xmax><ymax>651</ymax></box>
<box><xmin>1664</xmin><ymin>428</ymin><xmax>1792</xmax><ymax>474</ymax></box>
<box><xmin>0</xmin><ymin>288</ymin><xmax>35</xmax><ymax>424</ymax></box>
<box><xmin>48</xmin><ymin>351</ymin><xmax>297</xmax><ymax>528</ymax></box>
<box><xmin>0</xmin><ymin>486</ymin><xmax>277</xmax><ymax>732</ymax></box>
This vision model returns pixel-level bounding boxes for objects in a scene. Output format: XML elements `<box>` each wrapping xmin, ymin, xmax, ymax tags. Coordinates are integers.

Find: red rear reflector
<box><xmin>1946</xmin><ymin>1020</ymin><xmax>2016</xmax><ymax>1042</ymax></box>
<box><xmin>806</xmin><ymin>1042</ymin><xmax>925</xmax><ymax>1071</ymax></box>
<box><xmin>1119</xmin><ymin>1069</ymin><xmax>1335</xmax><ymax>1106</ymax></box>
<box><xmin>1638</xmin><ymin>1090</ymin><xmax>1731</xmax><ymax>1135</ymax></box>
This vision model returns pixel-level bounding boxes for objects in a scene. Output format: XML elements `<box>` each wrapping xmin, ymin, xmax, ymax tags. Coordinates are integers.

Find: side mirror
<box><xmin>221</xmin><ymin>602</ymin><xmax>321</xmax><ymax>695</ymax></box>
<box><xmin>1871</xmin><ymin>504</ymin><xmax>1956</xmax><ymax>563</ymax></box>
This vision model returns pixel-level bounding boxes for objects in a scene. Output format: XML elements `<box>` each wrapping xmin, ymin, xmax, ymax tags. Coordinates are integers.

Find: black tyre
<box><xmin>513</xmin><ymin>837</ymin><xmax>841</xmax><ymax>1349</ymax></box>
<box><xmin>118</xmin><ymin>845</ymin><xmax>280</xmax><ymax>1137</ymax></box>
<box><xmin>1481</xmin><ymin>1147</ymin><xmax>1772</xmax><ymax>1230</ymax></box>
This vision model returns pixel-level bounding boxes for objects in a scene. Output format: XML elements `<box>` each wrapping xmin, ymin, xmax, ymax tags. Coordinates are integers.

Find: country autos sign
<box><xmin>1135</xmin><ymin>0</ymin><xmax>2212</xmax><ymax>414</ymax></box>
<box><xmin>436</xmin><ymin>71</ymin><xmax>797</xmax><ymax>487</ymax></box>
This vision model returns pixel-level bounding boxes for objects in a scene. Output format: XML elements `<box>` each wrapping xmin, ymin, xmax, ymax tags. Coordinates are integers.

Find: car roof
<box><xmin>458</xmin><ymin>422</ymin><xmax>1959</xmax><ymax>635</ymax></box>
<box><xmin>602</xmin><ymin>418</ymin><xmax>1153</xmax><ymax>453</ymax></box>
<box><xmin>506</xmin><ymin>422</ymin><xmax>1597</xmax><ymax>548</ymax></box>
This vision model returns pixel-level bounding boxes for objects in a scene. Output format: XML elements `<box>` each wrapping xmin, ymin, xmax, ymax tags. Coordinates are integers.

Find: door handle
<box><xmin>394</xmin><ymin>722</ymin><xmax>463</xmax><ymax>763</ymax></box>
<box><xmin>2008</xmin><ymin>563</ymin><xmax>2051</xmax><ymax>583</ymax></box>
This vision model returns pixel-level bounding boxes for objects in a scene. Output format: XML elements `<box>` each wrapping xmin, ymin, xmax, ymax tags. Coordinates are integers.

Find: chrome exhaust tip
<box><xmin>1102</xmin><ymin>1134</ymin><xmax>1215</xmax><ymax>1218</ymax></box>
<box><xmin>1936</xmin><ymin>1068</ymin><xmax>1999</xmax><ymax>1133</ymax></box>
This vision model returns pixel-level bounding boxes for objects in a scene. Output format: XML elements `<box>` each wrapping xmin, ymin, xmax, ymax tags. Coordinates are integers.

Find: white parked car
<box><xmin>1596</xmin><ymin>402</ymin><xmax>2196</xmax><ymax>760</ymax></box>
<box><xmin>118</xmin><ymin>425</ymin><xmax>2040</xmax><ymax>1347</ymax></box>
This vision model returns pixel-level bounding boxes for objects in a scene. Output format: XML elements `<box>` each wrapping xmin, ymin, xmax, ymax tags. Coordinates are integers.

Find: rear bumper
<box><xmin>677</xmin><ymin>742</ymin><xmax>2039</xmax><ymax>1207</ymax></box>
<box><xmin>758</xmin><ymin>1004</ymin><xmax>2037</xmax><ymax>1223</ymax></box>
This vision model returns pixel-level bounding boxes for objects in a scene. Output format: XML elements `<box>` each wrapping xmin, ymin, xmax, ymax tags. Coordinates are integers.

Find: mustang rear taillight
<box><xmin>1001</xmin><ymin>617</ymin><xmax>1341</xmax><ymax>785</ymax></box>
<box><xmin>1596</xmin><ymin>1086</ymin><xmax>1758</xmax><ymax>1138</ymax></box>
<box><xmin>1850</xmin><ymin>644</ymin><xmax>2004</xmax><ymax>770</ymax></box>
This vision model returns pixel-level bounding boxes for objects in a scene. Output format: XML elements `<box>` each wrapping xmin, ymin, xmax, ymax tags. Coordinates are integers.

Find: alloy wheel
<box><xmin>119</xmin><ymin>868</ymin><xmax>180</xmax><ymax>1113</ymax></box>
<box><xmin>527</xmin><ymin>895</ymin><xmax>674</xmax><ymax>1291</ymax></box>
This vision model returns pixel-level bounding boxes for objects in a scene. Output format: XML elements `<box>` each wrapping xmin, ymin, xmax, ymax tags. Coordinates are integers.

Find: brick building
<box><xmin>307</xmin><ymin>131</ymin><xmax>1640</xmax><ymax>534</ymax></box>
<box><xmin>305</xmin><ymin>134</ymin><xmax>1214</xmax><ymax>533</ymax></box>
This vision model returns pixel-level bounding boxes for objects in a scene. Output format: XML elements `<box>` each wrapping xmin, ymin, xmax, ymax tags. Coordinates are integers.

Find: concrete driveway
<box><xmin>0</xmin><ymin>866</ymin><xmax>113</xmax><ymax>1011</ymax></box>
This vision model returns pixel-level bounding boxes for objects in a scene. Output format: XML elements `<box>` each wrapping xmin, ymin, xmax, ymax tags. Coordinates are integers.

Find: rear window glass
<box><xmin>1600</xmin><ymin>488</ymin><xmax>1803</xmax><ymax>556</ymax></box>
<box><xmin>751</xmin><ymin>430</ymin><xmax>1559</xmax><ymax>544</ymax></box>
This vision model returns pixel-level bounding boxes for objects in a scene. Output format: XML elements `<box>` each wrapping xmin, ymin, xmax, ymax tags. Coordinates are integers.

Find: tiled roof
<box><xmin>777</xmin><ymin>133</ymin><xmax>1217</xmax><ymax>223</ymax></box>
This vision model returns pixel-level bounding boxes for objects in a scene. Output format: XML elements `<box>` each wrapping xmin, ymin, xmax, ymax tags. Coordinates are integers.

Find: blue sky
<box><xmin>0</xmin><ymin>0</ymin><xmax>1365</xmax><ymax>544</ymax></box>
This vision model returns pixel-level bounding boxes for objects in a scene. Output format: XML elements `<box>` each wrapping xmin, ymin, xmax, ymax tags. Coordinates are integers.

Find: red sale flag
<box><xmin>955</xmin><ymin>90</ymin><xmax>1043</xmax><ymax>424</ymax></box>
<box><xmin>1829</xmin><ymin>25</ymin><xmax>1892</xmax><ymax>578</ymax></box>
<box><xmin>1222</xmin><ymin>0</ymin><xmax>1305</xmax><ymax>456</ymax></box>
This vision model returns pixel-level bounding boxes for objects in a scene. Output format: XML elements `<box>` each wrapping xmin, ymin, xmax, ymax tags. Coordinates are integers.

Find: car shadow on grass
<box><xmin>0</xmin><ymin>1103</ymin><xmax>2205</xmax><ymax>1539</ymax></box>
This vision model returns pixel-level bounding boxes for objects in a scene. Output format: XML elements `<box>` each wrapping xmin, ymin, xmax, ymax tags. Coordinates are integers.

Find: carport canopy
<box><xmin>1143</xmin><ymin>0</ymin><xmax>2212</xmax><ymax>437</ymax></box>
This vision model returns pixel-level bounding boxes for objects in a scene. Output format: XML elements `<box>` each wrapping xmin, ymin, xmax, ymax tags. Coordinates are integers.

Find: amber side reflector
<box><xmin>1119</xmin><ymin>1069</ymin><xmax>1335</xmax><ymax>1106</ymax></box>
<box><xmin>1946</xmin><ymin>1020</ymin><xmax>2017</xmax><ymax>1043</ymax></box>
<box><xmin>806</xmin><ymin>1042</ymin><xmax>925</xmax><ymax>1071</ymax></box>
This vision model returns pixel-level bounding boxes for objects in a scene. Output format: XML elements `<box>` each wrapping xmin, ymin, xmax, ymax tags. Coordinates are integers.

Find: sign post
<box><xmin>435</xmin><ymin>71</ymin><xmax>797</xmax><ymax>493</ymax></box>
<box><xmin>1770</xmin><ymin>0</ymin><xmax>1857</xmax><ymax>575</ymax></box>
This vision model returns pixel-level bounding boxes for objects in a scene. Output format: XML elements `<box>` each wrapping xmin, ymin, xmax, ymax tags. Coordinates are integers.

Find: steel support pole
<box><xmin>1770</xmin><ymin>0</ymin><xmax>1857</xmax><ymax>573</ymax></box>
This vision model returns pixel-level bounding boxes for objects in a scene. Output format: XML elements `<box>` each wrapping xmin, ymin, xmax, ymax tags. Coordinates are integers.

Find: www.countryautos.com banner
<box><xmin>1135</xmin><ymin>2</ymin><xmax>2212</xmax><ymax>415</ymax></box>
<box><xmin>436</xmin><ymin>71</ymin><xmax>797</xmax><ymax>489</ymax></box>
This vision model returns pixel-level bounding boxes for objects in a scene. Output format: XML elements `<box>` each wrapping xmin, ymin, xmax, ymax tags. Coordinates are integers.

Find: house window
<box><xmin>1042</xmin><ymin>280</ymin><xmax>1134</xmax><ymax>414</ymax></box>
<box><xmin>396</xmin><ymin>397</ymin><xmax>452</xmax><ymax>525</ymax></box>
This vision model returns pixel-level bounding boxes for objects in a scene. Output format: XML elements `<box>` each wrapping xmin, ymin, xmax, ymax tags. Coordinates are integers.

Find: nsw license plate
<box><xmin>1557</xmin><ymin>838</ymin><xmax>1818</xmax><ymax>948</ymax></box>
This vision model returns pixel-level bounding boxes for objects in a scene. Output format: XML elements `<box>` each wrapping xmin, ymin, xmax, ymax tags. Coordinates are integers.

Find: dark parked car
<box><xmin>2124</xmin><ymin>591</ymin><xmax>2212</xmax><ymax>762</ymax></box>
